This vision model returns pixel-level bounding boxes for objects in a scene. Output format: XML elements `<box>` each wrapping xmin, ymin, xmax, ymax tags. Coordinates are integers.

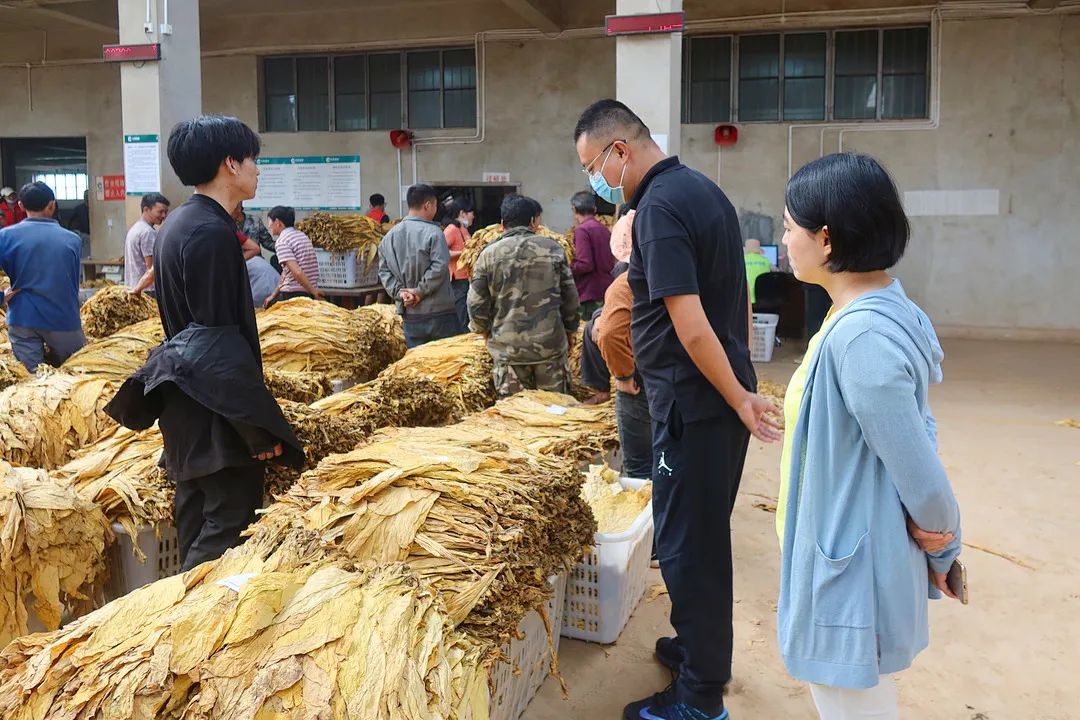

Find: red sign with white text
<box><xmin>102</xmin><ymin>175</ymin><xmax>126</xmax><ymax>201</ymax></box>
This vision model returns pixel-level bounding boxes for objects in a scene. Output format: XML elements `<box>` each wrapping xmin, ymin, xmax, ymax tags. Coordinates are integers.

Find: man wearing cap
<box><xmin>0</xmin><ymin>182</ymin><xmax>85</xmax><ymax>372</ymax></box>
<box><xmin>0</xmin><ymin>187</ymin><xmax>27</xmax><ymax>228</ymax></box>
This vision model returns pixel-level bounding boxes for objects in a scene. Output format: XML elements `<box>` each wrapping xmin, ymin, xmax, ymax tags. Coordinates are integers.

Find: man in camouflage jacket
<box><xmin>468</xmin><ymin>194</ymin><xmax>580</xmax><ymax>397</ymax></box>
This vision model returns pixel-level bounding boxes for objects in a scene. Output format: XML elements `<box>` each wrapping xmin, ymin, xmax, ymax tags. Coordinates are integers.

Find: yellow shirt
<box><xmin>776</xmin><ymin>308</ymin><xmax>837</xmax><ymax>546</ymax></box>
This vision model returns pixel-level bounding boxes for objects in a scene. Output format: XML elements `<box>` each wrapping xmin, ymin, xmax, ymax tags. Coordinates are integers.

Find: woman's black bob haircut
<box><xmin>785</xmin><ymin>153</ymin><xmax>909</xmax><ymax>273</ymax></box>
<box><xmin>167</xmin><ymin>115</ymin><xmax>261</xmax><ymax>188</ymax></box>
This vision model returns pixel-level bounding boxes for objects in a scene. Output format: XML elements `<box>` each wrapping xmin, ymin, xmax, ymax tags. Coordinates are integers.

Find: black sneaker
<box><xmin>655</xmin><ymin>636</ymin><xmax>684</xmax><ymax>673</ymax></box>
<box><xmin>622</xmin><ymin>684</ymin><xmax>729</xmax><ymax>720</ymax></box>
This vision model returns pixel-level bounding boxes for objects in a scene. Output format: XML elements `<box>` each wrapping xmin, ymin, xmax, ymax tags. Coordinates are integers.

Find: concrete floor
<box><xmin>524</xmin><ymin>339</ymin><xmax>1080</xmax><ymax>720</ymax></box>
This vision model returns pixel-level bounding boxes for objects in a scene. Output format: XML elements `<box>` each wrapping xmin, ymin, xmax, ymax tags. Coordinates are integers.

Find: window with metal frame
<box><xmin>262</xmin><ymin>48</ymin><xmax>476</xmax><ymax>133</ymax></box>
<box><xmin>32</xmin><ymin>172</ymin><xmax>88</xmax><ymax>201</ymax></box>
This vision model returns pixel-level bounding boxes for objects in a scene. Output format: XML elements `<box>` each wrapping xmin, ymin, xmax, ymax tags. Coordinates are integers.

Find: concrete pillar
<box><xmin>117</xmin><ymin>0</ymin><xmax>202</xmax><ymax>235</ymax></box>
<box><xmin>615</xmin><ymin>0</ymin><xmax>683</xmax><ymax>156</ymax></box>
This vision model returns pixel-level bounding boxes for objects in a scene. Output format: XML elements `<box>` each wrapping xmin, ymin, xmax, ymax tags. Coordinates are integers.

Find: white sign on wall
<box><xmin>249</xmin><ymin>156</ymin><xmax>362</xmax><ymax>210</ymax></box>
<box><xmin>123</xmin><ymin>134</ymin><xmax>161</xmax><ymax>195</ymax></box>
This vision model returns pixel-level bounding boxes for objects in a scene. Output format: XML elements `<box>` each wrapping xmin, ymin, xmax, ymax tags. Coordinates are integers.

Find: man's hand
<box><xmin>400</xmin><ymin>289</ymin><xmax>420</xmax><ymax>308</ymax></box>
<box><xmin>313</xmin><ymin>289</ymin><xmax>325</xmax><ymax>301</ymax></box>
<box><xmin>583</xmin><ymin>391</ymin><xmax>611</xmax><ymax>406</ymax></box>
<box><xmin>126</xmin><ymin>287</ymin><xmax>142</xmax><ymax>296</ymax></box>
<box><xmin>263</xmin><ymin>292</ymin><xmax>278</xmax><ymax>309</ymax></box>
<box><xmin>3</xmin><ymin>288</ymin><xmax>20</xmax><ymax>303</ymax></box>
<box><xmin>908</xmin><ymin>517</ymin><xmax>955</xmax><ymax>554</ymax></box>
<box><xmin>254</xmin><ymin>443</ymin><xmax>284</xmax><ymax>461</ymax></box>
<box><xmin>736</xmin><ymin>391</ymin><xmax>783</xmax><ymax>443</ymax></box>
<box><xmin>929</xmin><ymin>567</ymin><xmax>958</xmax><ymax>600</ymax></box>
<box><xmin>615</xmin><ymin>377</ymin><xmax>640</xmax><ymax>395</ymax></box>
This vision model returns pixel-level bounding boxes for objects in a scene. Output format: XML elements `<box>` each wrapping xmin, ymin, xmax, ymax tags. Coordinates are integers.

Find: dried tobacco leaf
<box><xmin>61</xmin><ymin>318</ymin><xmax>164</xmax><ymax>381</ymax></box>
<box><xmin>79</xmin><ymin>285</ymin><xmax>158</xmax><ymax>339</ymax></box>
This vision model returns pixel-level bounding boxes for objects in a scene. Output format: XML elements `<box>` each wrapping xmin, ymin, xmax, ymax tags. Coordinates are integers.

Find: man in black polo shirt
<box><xmin>575</xmin><ymin>100</ymin><xmax>781</xmax><ymax>720</ymax></box>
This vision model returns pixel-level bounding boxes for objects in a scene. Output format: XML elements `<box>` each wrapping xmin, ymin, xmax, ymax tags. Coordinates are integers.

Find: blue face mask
<box><xmin>588</xmin><ymin>146</ymin><xmax>627</xmax><ymax>206</ymax></box>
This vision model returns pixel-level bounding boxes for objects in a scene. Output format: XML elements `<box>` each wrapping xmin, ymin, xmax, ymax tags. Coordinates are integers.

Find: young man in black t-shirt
<box><xmin>575</xmin><ymin>100</ymin><xmax>782</xmax><ymax>720</ymax></box>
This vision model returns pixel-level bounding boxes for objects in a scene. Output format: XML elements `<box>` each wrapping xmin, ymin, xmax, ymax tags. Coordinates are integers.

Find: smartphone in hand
<box><xmin>947</xmin><ymin>559</ymin><xmax>968</xmax><ymax>605</ymax></box>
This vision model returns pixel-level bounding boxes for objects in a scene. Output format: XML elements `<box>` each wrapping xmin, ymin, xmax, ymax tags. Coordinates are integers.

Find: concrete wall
<box><xmin>678</xmin><ymin>14</ymin><xmax>1080</xmax><ymax>338</ymax></box>
<box><xmin>0</xmin><ymin>63</ymin><xmax>127</xmax><ymax>256</ymax></box>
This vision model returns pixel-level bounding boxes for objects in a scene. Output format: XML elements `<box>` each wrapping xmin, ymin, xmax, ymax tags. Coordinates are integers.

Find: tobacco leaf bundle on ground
<box><xmin>263</xmin><ymin>368</ymin><xmax>334</xmax><ymax>404</ymax></box>
<box><xmin>265</xmin><ymin>401</ymin><xmax>368</xmax><ymax>498</ymax></box>
<box><xmin>252</xmin><ymin>431</ymin><xmax>596</xmax><ymax>646</ymax></box>
<box><xmin>459</xmin><ymin>390</ymin><xmax>618</xmax><ymax>463</ymax></box>
<box><xmin>79</xmin><ymin>285</ymin><xmax>158</xmax><ymax>339</ymax></box>
<box><xmin>296</xmin><ymin>211</ymin><xmax>385</xmax><ymax>265</ymax></box>
<box><xmin>0</xmin><ymin>370</ymin><xmax>117</xmax><ymax>469</ymax></box>
<box><xmin>61</xmin><ymin>318</ymin><xmax>164</xmax><ymax>381</ymax></box>
<box><xmin>581</xmin><ymin>463</ymin><xmax>652</xmax><ymax>535</ymax></box>
<box><xmin>53</xmin><ymin>424</ymin><xmax>170</xmax><ymax>544</ymax></box>
<box><xmin>0</xmin><ymin>352</ymin><xmax>28</xmax><ymax>392</ymax></box>
<box><xmin>0</xmin><ymin>462</ymin><xmax>112</xmax><ymax>648</ymax></box>
<box><xmin>257</xmin><ymin>298</ymin><xmax>406</xmax><ymax>380</ymax></box>
<box><xmin>0</xmin><ymin>549</ymin><xmax>490</xmax><ymax>720</ymax></box>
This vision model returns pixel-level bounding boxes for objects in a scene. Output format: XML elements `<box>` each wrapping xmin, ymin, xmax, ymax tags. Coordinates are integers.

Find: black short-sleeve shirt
<box><xmin>627</xmin><ymin>156</ymin><xmax>756</xmax><ymax>423</ymax></box>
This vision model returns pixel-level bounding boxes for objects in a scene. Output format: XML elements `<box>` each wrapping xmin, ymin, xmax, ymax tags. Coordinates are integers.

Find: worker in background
<box><xmin>106</xmin><ymin>115</ymin><xmax>303</xmax><ymax>572</ymax></box>
<box><xmin>124</xmin><ymin>193</ymin><xmax>171</xmax><ymax>298</ymax></box>
<box><xmin>246</xmin><ymin>253</ymin><xmax>281</xmax><ymax>308</ymax></box>
<box><xmin>68</xmin><ymin>189</ymin><xmax>91</xmax><ymax>235</ymax></box>
<box><xmin>744</xmin><ymin>238</ymin><xmax>775</xmax><ymax>304</ymax></box>
<box><xmin>443</xmin><ymin>199</ymin><xmax>475</xmax><ymax>333</ymax></box>
<box><xmin>378</xmin><ymin>184</ymin><xmax>459</xmax><ymax>347</ymax></box>
<box><xmin>237</xmin><ymin>203</ymin><xmax>276</xmax><ymax>266</ymax></box>
<box><xmin>575</xmin><ymin>100</ymin><xmax>780</xmax><ymax>720</ymax></box>
<box><xmin>570</xmin><ymin>191</ymin><xmax>616</xmax><ymax>320</ymax></box>
<box><xmin>263</xmin><ymin>206</ymin><xmax>321</xmax><ymax>306</ymax></box>
<box><xmin>468</xmin><ymin>193</ymin><xmax>580</xmax><ymax>398</ymax></box>
<box><xmin>367</xmin><ymin>193</ymin><xmax>390</xmax><ymax>225</ymax></box>
<box><xmin>0</xmin><ymin>187</ymin><xmax>27</xmax><ymax>228</ymax></box>
<box><xmin>0</xmin><ymin>181</ymin><xmax>85</xmax><ymax>372</ymax></box>
<box><xmin>595</xmin><ymin>209</ymin><xmax>653</xmax><ymax>480</ymax></box>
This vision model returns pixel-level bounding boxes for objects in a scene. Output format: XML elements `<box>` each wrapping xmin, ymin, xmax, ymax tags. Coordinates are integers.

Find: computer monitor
<box><xmin>760</xmin><ymin>243</ymin><xmax>779</xmax><ymax>267</ymax></box>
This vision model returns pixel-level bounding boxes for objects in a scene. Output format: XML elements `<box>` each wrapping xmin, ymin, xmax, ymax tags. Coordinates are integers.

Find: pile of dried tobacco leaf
<box><xmin>581</xmin><ymin>463</ymin><xmax>652</xmax><ymax>535</ymax></box>
<box><xmin>296</xmin><ymin>210</ymin><xmax>385</xmax><ymax>264</ymax></box>
<box><xmin>61</xmin><ymin>317</ymin><xmax>164</xmax><ymax>381</ymax></box>
<box><xmin>79</xmin><ymin>285</ymin><xmax>158</xmax><ymax>339</ymax></box>
<box><xmin>263</xmin><ymin>368</ymin><xmax>334</xmax><ymax>404</ymax></box>
<box><xmin>257</xmin><ymin>298</ymin><xmax>406</xmax><ymax>380</ymax></box>
<box><xmin>0</xmin><ymin>462</ymin><xmax>112</xmax><ymax>647</ymax></box>
<box><xmin>457</xmin><ymin>223</ymin><xmax>573</xmax><ymax>276</ymax></box>
<box><xmin>0</xmin><ymin>370</ymin><xmax>117</xmax><ymax>469</ymax></box>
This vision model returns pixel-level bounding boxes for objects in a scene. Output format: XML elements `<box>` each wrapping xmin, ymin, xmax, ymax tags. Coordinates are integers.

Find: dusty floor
<box><xmin>524</xmin><ymin>339</ymin><xmax>1080</xmax><ymax>720</ymax></box>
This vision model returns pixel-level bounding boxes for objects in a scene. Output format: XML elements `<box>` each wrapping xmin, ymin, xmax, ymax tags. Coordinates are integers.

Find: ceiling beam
<box><xmin>1028</xmin><ymin>0</ymin><xmax>1062</xmax><ymax>8</ymax></box>
<box><xmin>501</xmin><ymin>0</ymin><xmax>561</xmax><ymax>33</ymax></box>
<box><xmin>11</xmin><ymin>3</ymin><xmax>117</xmax><ymax>35</ymax></box>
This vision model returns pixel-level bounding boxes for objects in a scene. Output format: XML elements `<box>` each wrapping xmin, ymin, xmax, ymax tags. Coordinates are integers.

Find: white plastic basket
<box><xmin>489</xmin><ymin>573</ymin><xmax>567</xmax><ymax>720</ymax></box>
<box><xmin>104</xmin><ymin>523</ymin><xmax>182</xmax><ymax>602</ymax></box>
<box><xmin>561</xmin><ymin>478</ymin><xmax>654</xmax><ymax>644</ymax></box>
<box><xmin>315</xmin><ymin>249</ymin><xmax>380</xmax><ymax>289</ymax></box>
<box><xmin>751</xmin><ymin>312</ymin><xmax>780</xmax><ymax>363</ymax></box>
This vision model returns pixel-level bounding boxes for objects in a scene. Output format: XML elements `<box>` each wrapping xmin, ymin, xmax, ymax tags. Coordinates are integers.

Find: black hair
<box><xmin>530</xmin><ymin>198</ymin><xmax>543</xmax><ymax>218</ymax></box>
<box><xmin>140</xmin><ymin>192</ymin><xmax>170</xmax><ymax>211</ymax></box>
<box><xmin>449</xmin><ymin>199</ymin><xmax>474</xmax><ymax>218</ymax></box>
<box><xmin>167</xmin><ymin>115</ymin><xmax>261</xmax><ymax>187</ymax></box>
<box><xmin>406</xmin><ymin>184</ymin><xmax>437</xmax><ymax>210</ymax></box>
<box><xmin>571</xmin><ymin>191</ymin><xmax>597</xmax><ymax>216</ymax></box>
<box><xmin>785</xmin><ymin>153</ymin><xmax>909</xmax><ymax>273</ymax></box>
<box><xmin>17</xmin><ymin>181</ymin><xmax>54</xmax><ymax>212</ymax></box>
<box><xmin>573</xmin><ymin>99</ymin><xmax>650</xmax><ymax>143</ymax></box>
<box><xmin>268</xmin><ymin>206</ymin><xmax>295</xmax><ymax>228</ymax></box>
<box><xmin>501</xmin><ymin>194</ymin><xmax>537</xmax><ymax>229</ymax></box>
<box><xmin>370</xmin><ymin>193</ymin><xmax>386</xmax><ymax>207</ymax></box>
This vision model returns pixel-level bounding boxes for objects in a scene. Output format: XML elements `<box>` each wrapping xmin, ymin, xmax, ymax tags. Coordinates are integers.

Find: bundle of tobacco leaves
<box><xmin>257</xmin><ymin>298</ymin><xmax>406</xmax><ymax>380</ymax></box>
<box><xmin>0</xmin><ymin>552</ymin><xmax>490</xmax><ymax>720</ymax></box>
<box><xmin>296</xmin><ymin>211</ymin><xmax>385</xmax><ymax>266</ymax></box>
<box><xmin>79</xmin><ymin>285</ymin><xmax>158</xmax><ymax>339</ymax></box>
<box><xmin>457</xmin><ymin>224</ymin><xmax>573</xmax><ymax>276</ymax></box>
<box><xmin>0</xmin><ymin>352</ymin><xmax>28</xmax><ymax>392</ymax></box>
<box><xmin>263</xmin><ymin>368</ymin><xmax>334</xmax><ymax>404</ymax></box>
<box><xmin>0</xmin><ymin>370</ymin><xmax>117</xmax><ymax>469</ymax></box>
<box><xmin>0</xmin><ymin>462</ymin><xmax>112</xmax><ymax>647</ymax></box>
<box><xmin>53</xmin><ymin>424</ymin><xmax>170</xmax><ymax>545</ymax></box>
<box><xmin>581</xmin><ymin>463</ymin><xmax>652</xmax><ymax>535</ymax></box>
<box><xmin>251</xmin><ymin>431</ymin><xmax>596</xmax><ymax>647</ymax></box>
<box><xmin>459</xmin><ymin>390</ymin><xmax>617</xmax><ymax>463</ymax></box>
<box><xmin>265</xmin><ymin>400</ymin><xmax>367</xmax><ymax>498</ymax></box>
<box><xmin>61</xmin><ymin>317</ymin><xmax>164</xmax><ymax>381</ymax></box>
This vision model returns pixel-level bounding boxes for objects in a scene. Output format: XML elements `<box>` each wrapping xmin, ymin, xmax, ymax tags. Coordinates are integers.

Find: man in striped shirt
<box><xmin>264</xmin><ymin>206</ymin><xmax>321</xmax><ymax>306</ymax></box>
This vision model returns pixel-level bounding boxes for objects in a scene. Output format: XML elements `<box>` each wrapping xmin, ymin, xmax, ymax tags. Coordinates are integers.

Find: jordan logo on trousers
<box><xmin>657</xmin><ymin>452</ymin><xmax>674</xmax><ymax>476</ymax></box>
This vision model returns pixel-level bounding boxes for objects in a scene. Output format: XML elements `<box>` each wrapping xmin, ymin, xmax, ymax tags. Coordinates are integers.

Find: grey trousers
<box><xmin>8</xmin><ymin>325</ymin><xmax>87</xmax><ymax>373</ymax></box>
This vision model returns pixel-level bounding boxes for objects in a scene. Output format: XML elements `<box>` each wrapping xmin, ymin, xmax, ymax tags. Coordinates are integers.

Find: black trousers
<box><xmin>652</xmin><ymin>402</ymin><xmax>750</xmax><ymax>704</ymax></box>
<box><xmin>579</xmin><ymin>313</ymin><xmax>611</xmax><ymax>393</ymax></box>
<box><xmin>615</xmin><ymin>388</ymin><xmax>654</xmax><ymax>479</ymax></box>
<box><xmin>175</xmin><ymin>465</ymin><xmax>265</xmax><ymax>571</ymax></box>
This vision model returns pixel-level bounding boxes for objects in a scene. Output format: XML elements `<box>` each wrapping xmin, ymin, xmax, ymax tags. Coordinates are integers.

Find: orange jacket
<box><xmin>595</xmin><ymin>273</ymin><xmax>635</xmax><ymax>379</ymax></box>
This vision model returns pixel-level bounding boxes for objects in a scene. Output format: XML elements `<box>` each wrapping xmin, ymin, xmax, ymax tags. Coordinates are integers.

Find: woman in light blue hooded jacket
<box><xmin>777</xmin><ymin>153</ymin><xmax>963</xmax><ymax>719</ymax></box>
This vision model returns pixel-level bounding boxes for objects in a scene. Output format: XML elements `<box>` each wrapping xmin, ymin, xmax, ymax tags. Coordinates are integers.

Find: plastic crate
<box><xmin>561</xmin><ymin>478</ymin><xmax>653</xmax><ymax>644</ymax></box>
<box><xmin>489</xmin><ymin>573</ymin><xmax>567</xmax><ymax>720</ymax></box>
<box><xmin>315</xmin><ymin>248</ymin><xmax>380</xmax><ymax>289</ymax></box>
<box><xmin>751</xmin><ymin>312</ymin><xmax>780</xmax><ymax>363</ymax></box>
<box><xmin>104</xmin><ymin>523</ymin><xmax>181</xmax><ymax>602</ymax></box>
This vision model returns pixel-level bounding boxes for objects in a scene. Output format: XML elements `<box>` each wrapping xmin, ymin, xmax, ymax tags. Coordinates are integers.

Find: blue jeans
<box><xmin>403</xmin><ymin>313</ymin><xmax>461</xmax><ymax>348</ymax></box>
<box><xmin>615</xmin><ymin>388</ymin><xmax>654</xmax><ymax>479</ymax></box>
<box><xmin>9</xmin><ymin>325</ymin><xmax>87</xmax><ymax>373</ymax></box>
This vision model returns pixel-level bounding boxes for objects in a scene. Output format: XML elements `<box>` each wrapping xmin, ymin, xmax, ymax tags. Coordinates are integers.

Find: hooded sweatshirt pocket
<box><xmin>812</xmin><ymin>531</ymin><xmax>873</xmax><ymax>629</ymax></box>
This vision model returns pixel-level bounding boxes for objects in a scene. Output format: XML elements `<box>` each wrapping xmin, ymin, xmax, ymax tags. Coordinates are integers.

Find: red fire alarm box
<box><xmin>389</xmin><ymin>130</ymin><xmax>413</xmax><ymax>149</ymax></box>
<box><xmin>714</xmin><ymin>124</ymin><xmax>738</xmax><ymax>146</ymax></box>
